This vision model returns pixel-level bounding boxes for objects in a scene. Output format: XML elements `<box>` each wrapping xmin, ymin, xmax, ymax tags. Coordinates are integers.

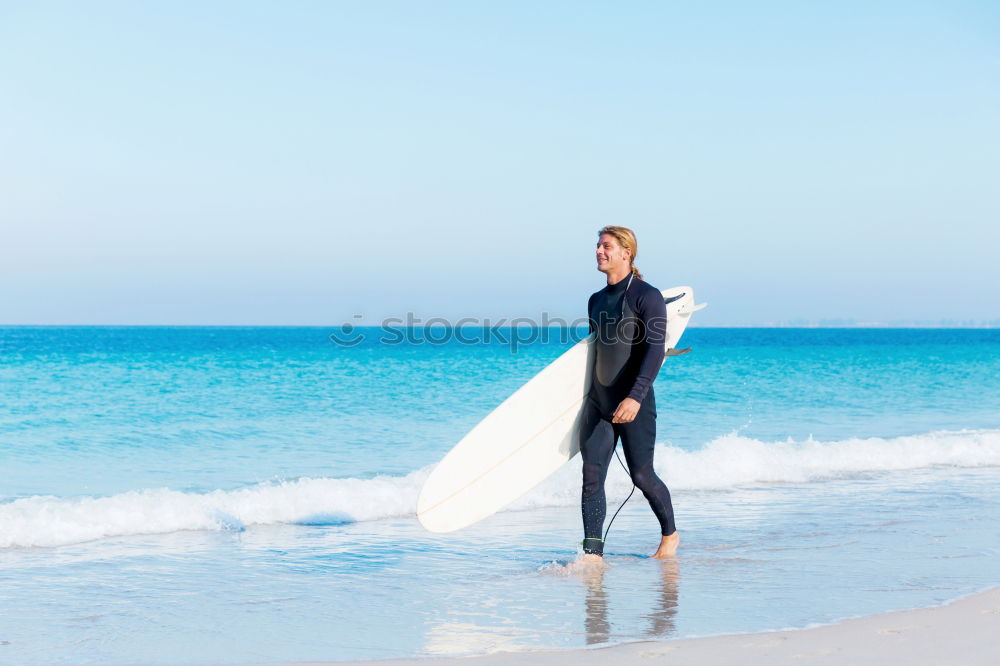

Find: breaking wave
<box><xmin>3</xmin><ymin>428</ymin><xmax>998</xmax><ymax>548</ymax></box>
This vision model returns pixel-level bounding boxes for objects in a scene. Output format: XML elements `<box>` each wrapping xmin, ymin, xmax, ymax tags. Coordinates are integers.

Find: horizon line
<box><xmin>1</xmin><ymin>323</ymin><xmax>996</xmax><ymax>329</ymax></box>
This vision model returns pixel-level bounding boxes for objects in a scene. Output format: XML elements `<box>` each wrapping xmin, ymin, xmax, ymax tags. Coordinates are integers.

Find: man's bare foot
<box><xmin>651</xmin><ymin>532</ymin><xmax>680</xmax><ymax>558</ymax></box>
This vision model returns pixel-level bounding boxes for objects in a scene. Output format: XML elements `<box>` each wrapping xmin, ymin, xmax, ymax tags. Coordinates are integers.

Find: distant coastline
<box><xmin>695</xmin><ymin>321</ymin><xmax>999</xmax><ymax>328</ymax></box>
<box><xmin>0</xmin><ymin>323</ymin><xmax>997</xmax><ymax>329</ymax></box>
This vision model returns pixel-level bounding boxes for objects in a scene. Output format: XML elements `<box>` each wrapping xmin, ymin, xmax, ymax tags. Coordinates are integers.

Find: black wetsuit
<box><xmin>580</xmin><ymin>273</ymin><xmax>676</xmax><ymax>556</ymax></box>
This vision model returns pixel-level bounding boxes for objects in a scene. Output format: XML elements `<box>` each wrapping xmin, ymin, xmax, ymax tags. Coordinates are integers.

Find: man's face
<box><xmin>595</xmin><ymin>233</ymin><xmax>630</xmax><ymax>274</ymax></box>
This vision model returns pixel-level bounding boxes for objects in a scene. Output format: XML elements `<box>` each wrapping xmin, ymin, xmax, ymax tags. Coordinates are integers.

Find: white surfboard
<box><xmin>416</xmin><ymin>286</ymin><xmax>706</xmax><ymax>533</ymax></box>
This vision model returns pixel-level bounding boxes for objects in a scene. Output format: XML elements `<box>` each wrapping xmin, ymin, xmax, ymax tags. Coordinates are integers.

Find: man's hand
<box><xmin>611</xmin><ymin>397</ymin><xmax>641</xmax><ymax>424</ymax></box>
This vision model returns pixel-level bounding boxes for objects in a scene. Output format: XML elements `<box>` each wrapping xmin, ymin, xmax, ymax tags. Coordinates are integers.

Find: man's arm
<box><xmin>626</xmin><ymin>286</ymin><xmax>667</xmax><ymax>403</ymax></box>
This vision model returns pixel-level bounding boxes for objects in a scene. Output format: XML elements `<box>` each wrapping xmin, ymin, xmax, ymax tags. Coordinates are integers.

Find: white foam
<box><xmin>2</xmin><ymin>429</ymin><xmax>998</xmax><ymax>549</ymax></box>
<box><xmin>512</xmin><ymin>427</ymin><xmax>1000</xmax><ymax>510</ymax></box>
<box><xmin>0</xmin><ymin>470</ymin><xmax>429</xmax><ymax>549</ymax></box>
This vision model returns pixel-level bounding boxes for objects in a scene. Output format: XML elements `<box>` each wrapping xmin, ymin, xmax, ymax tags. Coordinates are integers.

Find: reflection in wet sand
<box><xmin>581</xmin><ymin>564</ymin><xmax>610</xmax><ymax>645</ymax></box>
<box><xmin>421</xmin><ymin>556</ymin><xmax>682</xmax><ymax>655</ymax></box>
<box><xmin>647</xmin><ymin>557</ymin><xmax>680</xmax><ymax>637</ymax></box>
<box><xmin>580</xmin><ymin>557</ymin><xmax>680</xmax><ymax>644</ymax></box>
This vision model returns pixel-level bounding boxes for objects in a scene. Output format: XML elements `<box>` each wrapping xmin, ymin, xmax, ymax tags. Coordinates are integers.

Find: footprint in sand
<box><xmin>793</xmin><ymin>648</ymin><xmax>837</xmax><ymax>657</ymax></box>
<box><xmin>743</xmin><ymin>637</ymin><xmax>787</xmax><ymax>648</ymax></box>
<box><xmin>639</xmin><ymin>648</ymin><xmax>677</xmax><ymax>658</ymax></box>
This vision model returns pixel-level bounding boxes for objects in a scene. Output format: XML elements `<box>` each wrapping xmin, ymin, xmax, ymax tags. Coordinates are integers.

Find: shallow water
<box><xmin>1</xmin><ymin>327</ymin><xmax>999</xmax><ymax>664</ymax></box>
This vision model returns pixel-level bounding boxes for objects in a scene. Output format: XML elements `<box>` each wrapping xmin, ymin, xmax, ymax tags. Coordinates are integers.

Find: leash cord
<box><xmin>602</xmin><ymin>448</ymin><xmax>635</xmax><ymax>542</ymax></box>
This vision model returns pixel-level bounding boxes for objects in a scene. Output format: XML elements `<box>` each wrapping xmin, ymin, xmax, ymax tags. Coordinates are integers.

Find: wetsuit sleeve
<box><xmin>627</xmin><ymin>287</ymin><xmax>667</xmax><ymax>403</ymax></box>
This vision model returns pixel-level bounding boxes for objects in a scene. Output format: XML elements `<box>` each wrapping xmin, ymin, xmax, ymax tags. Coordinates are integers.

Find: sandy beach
<box><xmin>286</xmin><ymin>587</ymin><xmax>1000</xmax><ymax>666</ymax></box>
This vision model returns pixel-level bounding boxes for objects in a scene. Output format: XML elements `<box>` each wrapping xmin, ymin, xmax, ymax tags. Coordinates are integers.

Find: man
<box><xmin>580</xmin><ymin>226</ymin><xmax>679</xmax><ymax>561</ymax></box>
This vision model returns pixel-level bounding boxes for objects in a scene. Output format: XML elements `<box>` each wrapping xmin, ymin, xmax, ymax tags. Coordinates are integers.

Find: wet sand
<box><xmin>282</xmin><ymin>586</ymin><xmax>1000</xmax><ymax>666</ymax></box>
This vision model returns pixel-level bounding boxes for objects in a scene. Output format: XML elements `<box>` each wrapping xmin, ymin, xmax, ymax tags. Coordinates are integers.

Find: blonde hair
<box><xmin>597</xmin><ymin>226</ymin><xmax>642</xmax><ymax>279</ymax></box>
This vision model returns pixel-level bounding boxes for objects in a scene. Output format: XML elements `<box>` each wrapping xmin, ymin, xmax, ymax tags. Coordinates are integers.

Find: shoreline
<box><xmin>280</xmin><ymin>586</ymin><xmax>1000</xmax><ymax>665</ymax></box>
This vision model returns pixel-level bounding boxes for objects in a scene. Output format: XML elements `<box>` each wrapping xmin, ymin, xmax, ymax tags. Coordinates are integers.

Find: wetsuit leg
<box><xmin>579</xmin><ymin>396</ymin><xmax>616</xmax><ymax>555</ymax></box>
<box><xmin>616</xmin><ymin>389</ymin><xmax>676</xmax><ymax>536</ymax></box>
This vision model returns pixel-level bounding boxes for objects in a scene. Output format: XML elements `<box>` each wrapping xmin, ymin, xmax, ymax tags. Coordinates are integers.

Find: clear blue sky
<box><xmin>2</xmin><ymin>1</ymin><xmax>997</xmax><ymax>325</ymax></box>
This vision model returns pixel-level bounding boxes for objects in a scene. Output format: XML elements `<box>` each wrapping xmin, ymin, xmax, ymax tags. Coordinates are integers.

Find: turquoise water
<box><xmin>1</xmin><ymin>327</ymin><xmax>999</xmax><ymax>664</ymax></box>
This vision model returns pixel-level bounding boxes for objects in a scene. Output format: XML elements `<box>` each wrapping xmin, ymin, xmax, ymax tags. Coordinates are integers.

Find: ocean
<box><xmin>1</xmin><ymin>326</ymin><xmax>998</xmax><ymax>664</ymax></box>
